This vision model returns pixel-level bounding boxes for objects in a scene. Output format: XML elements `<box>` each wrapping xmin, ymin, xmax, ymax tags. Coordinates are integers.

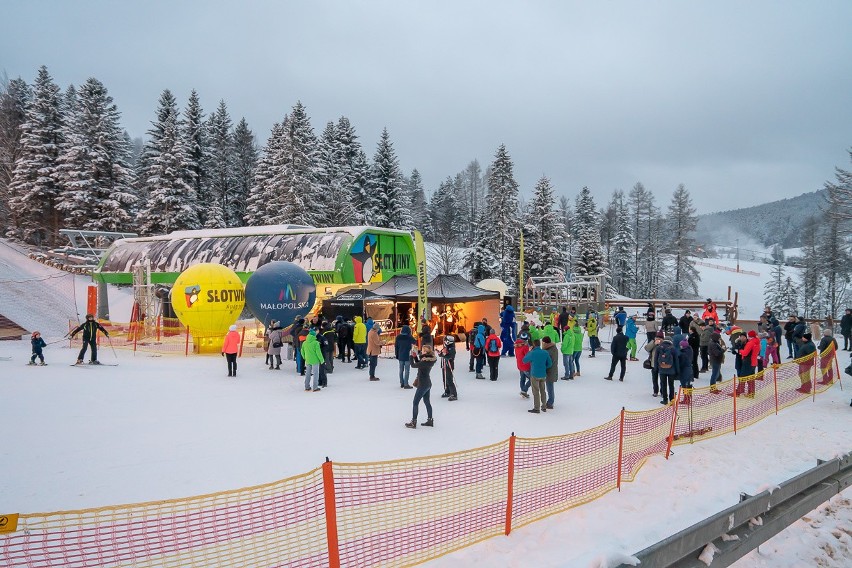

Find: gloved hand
<box><xmin>221</xmin><ymin>352</ymin><xmax>225</xmax><ymax>357</ymax></box>
<box><xmin>104</xmin><ymin>333</ymin><xmax>109</xmax><ymax>338</ymax></box>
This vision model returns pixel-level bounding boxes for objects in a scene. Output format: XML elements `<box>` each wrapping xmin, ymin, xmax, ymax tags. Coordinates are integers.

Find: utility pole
<box><xmin>736</xmin><ymin>238</ymin><xmax>740</xmax><ymax>273</ymax></box>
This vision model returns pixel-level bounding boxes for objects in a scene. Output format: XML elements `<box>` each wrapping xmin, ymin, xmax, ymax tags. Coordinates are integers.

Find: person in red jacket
<box><xmin>222</xmin><ymin>324</ymin><xmax>241</xmax><ymax>377</ymax></box>
<box><xmin>701</xmin><ymin>299</ymin><xmax>718</xmax><ymax>324</ymax></box>
<box><xmin>735</xmin><ymin>330</ymin><xmax>760</xmax><ymax>396</ymax></box>
<box><xmin>485</xmin><ymin>329</ymin><xmax>503</xmax><ymax>381</ymax></box>
<box><xmin>514</xmin><ymin>332</ymin><xmax>531</xmax><ymax>398</ymax></box>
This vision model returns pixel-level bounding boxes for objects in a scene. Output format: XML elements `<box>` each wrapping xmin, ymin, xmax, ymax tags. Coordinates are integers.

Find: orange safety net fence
<box><xmin>1</xmin><ymin>347</ymin><xmax>842</xmax><ymax>568</ymax></box>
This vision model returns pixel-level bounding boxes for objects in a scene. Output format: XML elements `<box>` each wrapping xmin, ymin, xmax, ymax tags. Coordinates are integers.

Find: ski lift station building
<box><xmin>92</xmin><ymin>225</ymin><xmax>420</xmax><ymax>300</ymax></box>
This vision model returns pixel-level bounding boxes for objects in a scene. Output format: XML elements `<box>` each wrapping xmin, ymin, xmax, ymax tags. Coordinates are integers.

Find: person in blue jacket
<box><xmin>29</xmin><ymin>331</ymin><xmax>47</xmax><ymax>365</ymax></box>
<box><xmin>394</xmin><ymin>325</ymin><xmax>417</xmax><ymax>389</ymax></box>
<box><xmin>500</xmin><ymin>304</ymin><xmax>516</xmax><ymax>356</ymax></box>
<box><xmin>523</xmin><ymin>341</ymin><xmax>552</xmax><ymax>414</ymax></box>
<box><xmin>473</xmin><ymin>324</ymin><xmax>487</xmax><ymax>379</ymax></box>
<box><xmin>614</xmin><ymin>306</ymin><xmax>627</xmax><ymax>329</ymax></box>
<box><xmin>625</xmin><ymin>315</ymin><xmax>639</xmax><ymax>360</ymax></box>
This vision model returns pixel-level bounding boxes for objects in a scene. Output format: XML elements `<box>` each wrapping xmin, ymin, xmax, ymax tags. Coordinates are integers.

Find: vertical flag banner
<box><xmin>412</xmin><ymin>230</ymin><xmax>429</xmax><ymax>334</ymax></box>
<box><xmin>518</xmin><ymin>230</ymin><xmax>524</xmax><ymax>313</ymax></box>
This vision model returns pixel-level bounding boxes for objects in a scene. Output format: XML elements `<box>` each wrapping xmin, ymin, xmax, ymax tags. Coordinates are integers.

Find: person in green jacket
<box><xmin>560</xmin><ymin>323</ymin><xmax>575</xmax><ymax>380</ymax></box>
<box><xmin>542</xmin><ymin>323</ymin><xmax>560</xmax><ymax>346</ymax></box>
<box><xmin>529</xmin><ymin>324</ymin><xmax>542</xmax><ymax>343</ymax></box>
<box><xmin>572</xmin><ymin>322</ymin><xmax>584</xmax><ymax>376</ymax></box>
<box><xmin>586</xmin><ymin>316</ymin><xmax>599</xmax><ymax>357</ymax></box>
<box><xmin>302</xmin><ymin>330</ymin><xmax>325</xmax><ymax>391</ymax></box>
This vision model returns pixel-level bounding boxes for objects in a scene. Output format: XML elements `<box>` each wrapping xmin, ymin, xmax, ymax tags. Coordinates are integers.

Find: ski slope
<box><xmin>693</xmin><ymin>256</ymin><xmax>789</xmax><ymax>320</ymax></box>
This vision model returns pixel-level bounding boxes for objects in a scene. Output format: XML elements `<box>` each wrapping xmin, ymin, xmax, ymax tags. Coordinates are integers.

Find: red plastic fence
<box><xmin>1</xmin><ymin>347</ymin><xmax>841</xmax><ymax>568</ymax></box>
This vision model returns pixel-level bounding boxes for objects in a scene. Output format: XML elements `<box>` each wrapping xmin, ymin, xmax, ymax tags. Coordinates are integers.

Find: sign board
<box><xmin>0</xmin><ymin>513</ymin><xmax>19</xmax><ymax>533</ymax></box>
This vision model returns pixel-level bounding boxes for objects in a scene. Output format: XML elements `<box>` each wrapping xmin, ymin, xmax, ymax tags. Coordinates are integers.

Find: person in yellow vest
<box><xmin>586</xmin><ymin>315</ymin><xmax>599</xmax><ymax>358</ymax></box>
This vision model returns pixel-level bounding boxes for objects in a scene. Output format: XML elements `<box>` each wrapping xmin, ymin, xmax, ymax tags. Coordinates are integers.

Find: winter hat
<box><xmin>542</xmin><ymin>336</ymin><xmax>552</xmax><ymax>344</ymax></box>
<box><xmin>679</xmin><ymin>340</ymin><xmax>689</xmax><ymax>349</ymax></box>
<box><xmin>656</xmin><ymin>331</ymin><xmax>665</xmax><ymax>338</ymax></box>
<box><xmin>616</xmin><ymin>326</ymin><xmax>623</xmax><ymax>333</ymax></box>
<box><xmin>229</xmin><ymin>324</ymin><xmax>237</xmax><ymax>332</ymax></box>
<box><xmin>802</xmin><ymin>332</ymin><xmax>812</xmax><ymax>340</ymax></box>
<box><xmin>309</xmin><ymin>329</ymin><xmax>317</xmax><ymax>336</ymax></box>
<box><xmin>747</xmin><ymin>330</ymin><xmax>758</xmax><ymax>338</ymax></box>
<box><xmin>443</xmin><ymin>335</ymin><xmax>455</xmax><ymax>345</ymax></box>
<box><xmin>32</xmin><ymin>331</ymin><xmax>40</xmax><ymax>337</ymax></box>
<box><xmin>518</xmin><ymin>332</ymin><xmax>530</xmax><ymax>340</ymax></box>
<box><xmin>712</xmin><ymin>330</ymin><xmax>721</xmax><ymax>337</ymax></box>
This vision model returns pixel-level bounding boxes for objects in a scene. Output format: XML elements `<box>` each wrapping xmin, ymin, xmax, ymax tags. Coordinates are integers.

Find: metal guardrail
<box><xmin>616</xmin><ymin>450</ymin><xmax>852</xmax><ymax>567</ymax></box>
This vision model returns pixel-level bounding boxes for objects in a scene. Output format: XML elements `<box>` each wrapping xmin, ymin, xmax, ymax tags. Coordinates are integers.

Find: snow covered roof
<box><xmin>115</xmin><ymin>225</ymin><xmax>413</xmax><ymax>244</ymax></box>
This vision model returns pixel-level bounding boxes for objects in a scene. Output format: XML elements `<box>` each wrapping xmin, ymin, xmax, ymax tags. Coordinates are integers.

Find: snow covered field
<box><xmin>1</xmin><ymin>243</ymin><xmax>849</xmax><ymax>566</ymax></box>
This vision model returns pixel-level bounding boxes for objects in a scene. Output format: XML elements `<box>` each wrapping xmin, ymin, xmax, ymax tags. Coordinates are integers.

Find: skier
<box><xmin>267</xmin><ymin>321</ymin><xmax>283</xmax><ymax>370</ymax></box>
<box><xmin>29</xmin><ymin>331</ymin><xmax>47</xmax><ymax>365</ymax></box>
<box><xmin>70</xmin><ymin>313</ymin><xmax>109</xmax><ymax>365</ymax></box>
<box><xmin>406</xmin><ymin>344</ymin><xmax>437</xmax><ymax>428</ymax></box>
<box><xmin>222</xmin><ymin>324</ymin><xmax>240</xmax><ymax>377</ymax></box>
<box><xmin>439</xmin><ymin>335</ymin><xmax>457</xmax><ymax>401</ymax></box>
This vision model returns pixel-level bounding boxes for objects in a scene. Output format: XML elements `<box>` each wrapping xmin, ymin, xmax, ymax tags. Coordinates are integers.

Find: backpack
<box><xmin>657</xmin><ymin>345</ymin><xmax>674</xmax><ymax>369</ymax></box>
<box><xmin>487</xmin><ymin>338</ymin><xmax>499</xmax><ymax>354</ymax></box>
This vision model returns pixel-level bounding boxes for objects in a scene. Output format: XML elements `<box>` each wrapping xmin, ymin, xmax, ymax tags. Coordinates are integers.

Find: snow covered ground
<box><xmin>692</xmin><ymin>256</ymin><xmax>777</xmax><ymax>320</ymax></box>
<box><xmin>1</xmin><ymin>244</ymin><xmax>849</xmax><ymax>567</ymax></box>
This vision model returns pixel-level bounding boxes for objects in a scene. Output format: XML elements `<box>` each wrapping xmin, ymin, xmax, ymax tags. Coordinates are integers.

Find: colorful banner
<box><xmin>412</xmin><ymin>230</ymin><xmax>429</xmax><ymax>334</ymax></box>
<box><xmin>518</xmin><ymin>230</ymin><xmax>524</xmax><ymax>313</ymax></box>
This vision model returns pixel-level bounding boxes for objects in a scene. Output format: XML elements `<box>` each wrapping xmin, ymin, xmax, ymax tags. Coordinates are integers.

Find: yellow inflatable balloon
<box><xmin>171</xmin><ymin>263</ymin><xmax>245</xmax><ymax>354</ymax></box>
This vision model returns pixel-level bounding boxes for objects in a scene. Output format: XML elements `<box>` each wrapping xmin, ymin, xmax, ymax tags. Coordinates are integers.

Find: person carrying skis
<box><xmin>29</xmin><ymin>331</ymin><xmax>47</xmax><ymax>365</ymax></box>
<box><xmin>70</xmin><ymin>314</ymin><xmax>109</xmax><ymax>365</ymax></box>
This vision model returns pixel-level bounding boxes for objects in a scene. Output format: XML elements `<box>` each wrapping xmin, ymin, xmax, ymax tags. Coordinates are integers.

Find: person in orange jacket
<box><xmin>222</xmin><ymin>324</ymin><xmax>241</xmax><ymax>377</ymax></box>
<box><xmin>484</xmin><ymin>328</ymin><xmax>502</xmax><ymax>381</ymax></box>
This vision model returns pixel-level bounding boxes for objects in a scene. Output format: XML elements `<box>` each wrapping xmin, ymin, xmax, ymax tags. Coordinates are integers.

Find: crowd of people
<box><xmin>217</xmin><ymin>299</ymin><xmax>850</xmax><ymax>427</ymax></box>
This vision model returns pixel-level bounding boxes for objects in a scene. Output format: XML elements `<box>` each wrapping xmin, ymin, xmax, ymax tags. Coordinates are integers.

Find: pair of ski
<box><xmin>70</xmin><ymin>361</ymin><xmax>119</xmax><ymax>367</ymax></box>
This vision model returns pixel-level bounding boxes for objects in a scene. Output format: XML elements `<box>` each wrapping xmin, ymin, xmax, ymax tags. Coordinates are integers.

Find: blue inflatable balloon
<box><xmin>245</xmin><ymin>261</ymin><xmax>317</xmax><ymax>326</ymax></box>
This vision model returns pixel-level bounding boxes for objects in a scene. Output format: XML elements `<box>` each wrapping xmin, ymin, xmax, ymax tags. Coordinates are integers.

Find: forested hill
<box><xmin>695</xmin><ymin>189</ymin><xmax>826</xmax><ymax>248</ymax></box>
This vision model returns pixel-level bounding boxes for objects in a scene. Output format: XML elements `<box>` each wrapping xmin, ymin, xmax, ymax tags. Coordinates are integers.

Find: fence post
<box><xmin>156</xmin><ymin>315</ymin><xmax>161</xmax><ymax>342</ymax></box>
<box><xmin>133</xmin><ymin>324</ymin><xmax>138</xmax><ymax>353</ymax></box>
<box><xmin>185</xmin><ymin>326</ymin><xmax>190</xmax><ymax>357</ymax></box>
<box><xmin>773</xmin><ymin>365</ymin><xmax>779</xmax><ymax>415</ymax></box>
<box><xmin>666</xmin><ymin>390</ymin><xmax>680</xmax><ymax>459</ymax></box>
<box><xmin>733</xmin><ymin>376</ymin><xmax>738</xmax><ymax>435</ymax></box>
<box><xmin>617</xmin><ymin>408</ymin><xmax>625</xmax><ymax>491</ymax></box>
<box><xmin>239</xmin><ymin>326</ymin><xmax>246</xmax><ymax>358</ymax></box>
<box><xmin>322</xmin><ymin>458</ymin><xmax>341</xmax><ymax>568</ymax></box>
<box><xmin>505</xmin><ymin>433</ymin><xmax>516</xmax><ymax>536</ymax></box>
<box><xmin>833</xmin><ymin>346</ymin><xmax>843</xmax><ymax>389</ymax></box>
<box><xmin>812</xmin><ymin>352</ymin><xmax>818</xmax><ymax>402</ymax></box>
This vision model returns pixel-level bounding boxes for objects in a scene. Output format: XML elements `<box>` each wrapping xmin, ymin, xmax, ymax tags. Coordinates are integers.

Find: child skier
<box><xmin>29</xmin><ymin>331</ymin><xmax>47</xmax><ymax>365</ymax></box>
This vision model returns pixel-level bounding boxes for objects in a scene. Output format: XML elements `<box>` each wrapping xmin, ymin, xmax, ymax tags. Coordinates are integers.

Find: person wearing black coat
<box><xmin>688</xmin><ymin>328</ymin><xmax>701</xmax><ymax>380</ymax></box>
<box><xmin>439</xmin><ymin>335</ymin><xmax>457</xmax><ymax>400</ymax></box>
<box><xmin>605</xmin><ymin>326</ymin><xmax>629</xmax><ymax>382</ymax></box>
<box><xmin>321</xmin><ymin>323</ymin><xmax>337</xmax><ymax>374</ymax></box>
<box><xmin>784</xmin><ymin>316</ymin><xmax>797</xmax><ymax>359</ymax></box>
<box><xmin>678</xmin><ymin>311</ymin><xmax>692</xmax><ymax>335</ymax></box>
<box><xmin>840</xmin><ymin>309</ymin><xmax>852</xmax><ymax>351</ymax></box>
<box><xmin>405</xmin><ymin>345</ymin><xmax>437</xmax><ymax>428</ymax></box>
<box><xmin>70</xmin><ymin>314</ymin><xmax>109</xmax><ymax>364</ymax></box>
<box><xmin>792</xmin><ymin>317</ymin><xmax>808</xmax><ymax>358</ymax></box>
<box><xmin>677</xmin><ymin>340</ymin><xmax>693</xmax><ymax>390</ymax></box>
<box><xmin>336</xmin><ymin>318</ymin><xmax>352</xmax><ymax>362</ymax></box>
<box><xmin>661</xmin><ymin>310</ymin><xmax>679</xmax><ymax>336</ymax></box>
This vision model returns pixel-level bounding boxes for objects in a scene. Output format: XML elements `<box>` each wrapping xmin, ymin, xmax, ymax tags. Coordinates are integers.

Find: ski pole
<box><xmin>107</xmin><ymin>335</ymin><xmax>117</xmax><ymax>359</ymax></box>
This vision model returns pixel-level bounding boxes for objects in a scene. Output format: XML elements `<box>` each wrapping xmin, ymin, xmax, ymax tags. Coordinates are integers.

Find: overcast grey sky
<box><xmin>2</xmin><ymin>0</ymin><xmax>851</xmax><ymax>213</ymax></box>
